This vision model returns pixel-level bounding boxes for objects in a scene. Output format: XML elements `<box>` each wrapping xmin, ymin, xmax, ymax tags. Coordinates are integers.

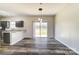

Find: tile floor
<box><xmin>0</xmin><ymin>38</ymin><xmax>78</xmax><ymax>55</ymax></box>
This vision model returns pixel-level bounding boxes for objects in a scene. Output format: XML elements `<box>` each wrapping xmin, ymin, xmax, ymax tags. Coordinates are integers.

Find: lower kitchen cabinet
<box><xmin>3</xmin><ymin>33</ymin><xmax>10</xmax><ymax>43</ymax></box>
<box><xmin>2</xmin><ymin>31</ymin><xmax>24</xmax><ymax>45</ymax></box>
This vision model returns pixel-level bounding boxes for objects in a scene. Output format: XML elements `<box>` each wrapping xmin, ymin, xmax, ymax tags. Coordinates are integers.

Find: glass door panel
<box><xmin>41</xmin><ymin>22</ymin><xmax>47</xmax><ymax>37</ymax></box>
<box><xmin>33</xmin><ymin>22</ymin><xmax>40</xmax><ymax>37</ymax></box>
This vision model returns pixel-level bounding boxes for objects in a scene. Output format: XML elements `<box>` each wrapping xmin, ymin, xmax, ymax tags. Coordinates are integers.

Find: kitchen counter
<box><xmin>2</xmin><ymin>29</ymin><xmax>26</xmax><ymax>33</ymax></box>
<box><xmin>2</xmin><ymin>29</ymin><xmax>25</xmax><ymax>45</ymax></box>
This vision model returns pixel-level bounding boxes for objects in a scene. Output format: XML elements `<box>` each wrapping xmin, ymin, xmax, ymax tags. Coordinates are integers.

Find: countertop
<box><xmin>2</xmin><ymin>29</ymin><xmax>26</xmax><ymax>33</ymax></box>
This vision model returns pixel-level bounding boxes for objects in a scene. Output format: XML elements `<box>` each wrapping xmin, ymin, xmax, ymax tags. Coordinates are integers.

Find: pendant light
<box><xmin>38</xmin><ymin>3</ymin><xmax>43</xmax><ymax>37</ymax></box>
<box><xmin>38</xmin><ymin>3</ymin><xmax>43</xmax><ymax>23</ymax></box>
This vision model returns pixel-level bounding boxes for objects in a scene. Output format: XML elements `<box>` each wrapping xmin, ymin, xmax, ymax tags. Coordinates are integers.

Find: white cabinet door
<box><xmin>10</xmin><ymin>31</ymin><xmax>23</xmax><ymax>45</ymax></box>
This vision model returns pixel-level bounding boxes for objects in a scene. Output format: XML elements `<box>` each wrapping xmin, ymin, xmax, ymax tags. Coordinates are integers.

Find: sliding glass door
<box><xmin>33</xmin><ymin>21</ymin><xmax>48</xmax><ymax>38</ymax></box>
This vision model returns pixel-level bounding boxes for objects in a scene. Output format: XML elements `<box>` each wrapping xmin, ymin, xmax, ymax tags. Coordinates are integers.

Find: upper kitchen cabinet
<box><xmin>15</xmin><ymin>21</ymin><xmax>24</xmax><ymax>27</ymax></box>
<box><xmin>1</xmin><ymin>21</ymin><xmax>10</xmax><ymax>28</ymax></box>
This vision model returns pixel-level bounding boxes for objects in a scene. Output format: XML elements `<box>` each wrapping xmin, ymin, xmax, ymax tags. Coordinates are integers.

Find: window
<box><xmin>10</xmin><ymin>21</ymin><xmax>15</xmax><ymax>28</ymax></box>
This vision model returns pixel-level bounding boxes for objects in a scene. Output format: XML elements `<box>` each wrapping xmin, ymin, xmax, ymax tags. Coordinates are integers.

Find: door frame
<box><xmin>32</xmin><ymin>21</ymin><xmax>48</xmax><ymax>38</ymax></box>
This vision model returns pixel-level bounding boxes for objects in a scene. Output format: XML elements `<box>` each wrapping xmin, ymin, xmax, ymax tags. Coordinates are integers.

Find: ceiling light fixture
<box><xmin>38</xmin><ymin>3</ymin><xmax>43</xmax><ymax>23</ymax></box>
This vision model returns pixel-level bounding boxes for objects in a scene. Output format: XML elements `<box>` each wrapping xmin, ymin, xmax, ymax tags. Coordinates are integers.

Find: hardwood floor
<box><xmin>0</xmin><ymin>38</ymin><xmax>78</xmax><ymax>55</ymax></box>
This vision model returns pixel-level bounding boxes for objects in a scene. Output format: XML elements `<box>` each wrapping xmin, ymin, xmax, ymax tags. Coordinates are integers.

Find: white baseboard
<box><xmin>55</xmin><ymin>38</ymin><xmax>79</xmax><ymax>54</ymax></box>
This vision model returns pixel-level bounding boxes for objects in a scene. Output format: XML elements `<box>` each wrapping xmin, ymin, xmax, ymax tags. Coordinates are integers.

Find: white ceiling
<box><xmin>0</xmin><ymin>3</ymin><xmax>67</xmax><ymax>16</ymax></box>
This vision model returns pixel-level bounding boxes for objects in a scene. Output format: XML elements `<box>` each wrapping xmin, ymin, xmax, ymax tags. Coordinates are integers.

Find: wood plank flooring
<box><xmin>0</xmin><ymin>38</ymin><xmax>78</xmax><ymax>55</ymax></box>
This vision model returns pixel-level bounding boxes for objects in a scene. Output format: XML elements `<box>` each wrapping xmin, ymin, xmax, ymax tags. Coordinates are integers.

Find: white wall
<box><xmin>27</xmin><ymin>16</ymin><xmax>55</xmax><ymax>39</ymax></box>
<box><xmin>55</xmin><ymin>4</ymin><xmax>79</xmax><ymax>54</ymax></box>
<box><xmin>0</xmin><ymin>15</ymin><xmax>55</xmax><ymax>39</ymax></box>
<box><xmin>21</xmin><ymin>16</ymin><xmax>55</xmax><ymax>38</ymax></box>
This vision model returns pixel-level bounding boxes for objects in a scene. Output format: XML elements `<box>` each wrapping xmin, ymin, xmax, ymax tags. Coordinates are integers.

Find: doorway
<box><xmin>33</xmin><ymin>21</ymin><xmax>48</xmax><ymax>38</ymax></box>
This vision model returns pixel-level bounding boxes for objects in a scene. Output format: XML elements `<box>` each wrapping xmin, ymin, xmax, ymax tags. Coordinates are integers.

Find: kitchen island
<box><xmin>2</xmin><ymin>30</ymin><xmax>25</xmax><ymax>45</ymax></box>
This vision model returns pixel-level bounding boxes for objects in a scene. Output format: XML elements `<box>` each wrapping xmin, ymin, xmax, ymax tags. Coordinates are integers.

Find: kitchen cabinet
<box><xmin>3</xmin><ymin>31</ymin><xmax>24</xmax><ymax>45</ymax></box>
<box><xmin>1</xmin><ymin>21</ymin><xmax>10</xmax><ymax>28</ymax></box>
<box><xmin>16</xmin><ymin>21</ymin><xmax>24</xmax><ymax>27</ymax></box>
<box><xmin>3</xmin><ymin>33</ymin><xmax>10</xmax><ymax>43</ymax></box>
